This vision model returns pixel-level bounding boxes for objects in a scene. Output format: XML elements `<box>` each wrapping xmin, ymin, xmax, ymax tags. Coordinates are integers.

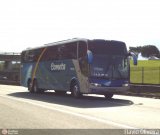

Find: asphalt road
<box><xmin>0</xmin><ymin>84</ymin><xmax>160</xmax><ymax>130</ymax></box>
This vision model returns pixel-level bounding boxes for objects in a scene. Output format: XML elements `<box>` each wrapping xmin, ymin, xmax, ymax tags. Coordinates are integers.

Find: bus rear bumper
<box><xmin>89</xmin><ymin>85</ymin><xmax>130</xmax><ymax>94</ymax></box>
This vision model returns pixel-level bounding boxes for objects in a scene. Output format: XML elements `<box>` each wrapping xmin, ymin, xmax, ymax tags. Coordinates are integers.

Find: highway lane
<box><xmin>0</xmin><ymin>85</ymin><xmax>160</xmax><ymax>129</ymax></box>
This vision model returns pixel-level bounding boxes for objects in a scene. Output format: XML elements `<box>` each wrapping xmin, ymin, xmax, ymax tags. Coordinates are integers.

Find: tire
<box><xmin>32</xmin><ymin>80</ymin><xmax>39</xmax><ymax>93</ymax></box>
<box><xmin>104</xmin><ymin>93</ymin><xmax>114</xmax><ymax>99</ymax></box>
<box><xmin>71</xmin><ymin>82</ymin><xmax>81</xmax><ymax>98</ymax></box>
<box><xmin>28</xmin><ymin>80</ymin><xmax>33</xmax><ymax>93</ymax></box>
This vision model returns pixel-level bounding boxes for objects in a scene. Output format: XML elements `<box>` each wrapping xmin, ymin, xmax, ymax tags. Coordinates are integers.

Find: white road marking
<box><xmin>0</xmin><ymin>95</ymin><xmax>138</xmax><ymax>129</ymax></box>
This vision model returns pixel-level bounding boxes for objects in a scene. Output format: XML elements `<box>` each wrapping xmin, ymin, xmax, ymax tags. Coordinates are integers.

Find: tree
<box><xmin>141</xmin><ymin>45</ymin><xmax>160</xmax><ymax>58</ymax></box>
<box><xmin>129</xmin><ymin>46</ymin><xmax>142</xmax><ymax>57</ymax></box>
<box><xmin>129</xmin><ymin>46</ymin><xmax>141</xmax><ymax>53</ymax></box>
<box><xmin>129</xmin><ymin>45</ymin><xmax>160</xmax><ymax>58</ymax></box>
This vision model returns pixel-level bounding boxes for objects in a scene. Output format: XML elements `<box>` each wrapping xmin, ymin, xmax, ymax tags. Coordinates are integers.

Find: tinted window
<box><xmin>22</xmin><ymin>42</ymin><xmax>79</xmax><ymax>62</ymax></box>
<box><xmin>21</xmin><ymin>50</ymin><xmax>35</xmax><ymax>63</ymax></box>
<box><xmin>21</xmin><ymin>51</ymin><xmax>26</xmax><ymax>63</ymax></box>
<box><xmin>60</xmin><ymin>42</ymin><xmax>77</xmax><ymax>59</ymax></box>
<box><xmin>78</xmin><ymin>41</ymin><xmax>87</xmax><ymax>58</ymax></box>
<box><xmin>33</xmin><ymin>48</ymin><xmax>44</xmax><ymax>61</ymax></box>
<box><xmin>88</xmin><ymin>40</ymin><xmax>127</xmax><ymax>55</ymax></box>
<box><xmin>41</xmin><ymin>46</ymin><xmax>59</xmax><ymax>61</ymax></box>
<box><xmin>41</xmin><ymin>42</ymin><xmax>77</xmax><ymax>61</ymax></box>
<box><xmin>21</xmin><ymin>48</ymin><xmax>45</xmax><ymax>63</ymax></box>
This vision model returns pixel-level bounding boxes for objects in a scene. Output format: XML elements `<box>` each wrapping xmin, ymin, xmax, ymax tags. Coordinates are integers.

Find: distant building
<box><xmin>148</xmin><ymin>56</ymin><xmax>159</xmax><ymax>60</ymax></box>
<box><xmin>138</xmin><ymin>53</ymin><xmax>160</xmax><ymax>60</ymax></box>
<box><xmin>138</xmin><ymin>53</ymin><xmax>148</xmax><ymax>60</ymax></box>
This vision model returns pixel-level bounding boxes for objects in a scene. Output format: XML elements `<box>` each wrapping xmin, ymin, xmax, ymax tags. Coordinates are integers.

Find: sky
<box><xmin>0</xmin><ymin>0</ymin><xmax>160</xmax><ymax>52</ymax></box>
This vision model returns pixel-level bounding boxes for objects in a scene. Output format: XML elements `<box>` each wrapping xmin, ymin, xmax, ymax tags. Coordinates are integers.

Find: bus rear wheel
<box><xmin>32</xmin><ymin>80</ymin><xmax>39</xmax><ymax>93</ymax></box>
<box><xmin>104</xmin><ymin>93</ymin><xmax>114</xmax><ymax>99</ymax></box>
<box><xmin>28</xmin><ymin>80</ymin><xmax>33</xmax><ymax>93</ymax></box>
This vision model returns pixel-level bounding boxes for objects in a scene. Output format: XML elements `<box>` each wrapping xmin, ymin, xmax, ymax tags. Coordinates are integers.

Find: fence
<box><xmin>0</xmin><ymin>52</ymin><xmax>21</xmax><ymax>55</ymax></box>
<box><xmin>0</xmin><ymin>71</ymin><xmax>20</xmax><ymax>81</ymax></box>
<box><xmin>130</xmin><ymin>67</ymin><xmax>160</xmax><ymax>85</ymax></box>
<box><xmin>0</xmin><ymin>71</ymin><xmax>20</xmax><ymax>85</ymax></box>
<box><xmin>0</xmin><ymin>66</ymin><xmax>160</xmax><ymax>85</ymax></box>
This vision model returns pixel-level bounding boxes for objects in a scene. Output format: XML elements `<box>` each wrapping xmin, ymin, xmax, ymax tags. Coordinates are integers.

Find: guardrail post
<box><xmin>159</xmin><ymin>66</ymin><xmax>160</xmax><ymax>84</ymax></box>
<box><xmin>142</xmin><ymin>67</ymin><xmax>144</xmax><ymax>84</ymax></box>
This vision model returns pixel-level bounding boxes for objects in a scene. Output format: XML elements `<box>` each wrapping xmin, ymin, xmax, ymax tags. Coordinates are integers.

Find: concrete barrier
<box><xmin>0</xmin><ymin>80</ymin><xmax>20</xmax><ymax>86</ymax></box>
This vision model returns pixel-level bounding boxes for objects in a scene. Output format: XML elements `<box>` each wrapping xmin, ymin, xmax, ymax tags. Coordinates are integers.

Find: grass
<box><xmin>130</xmin><ymin>60</ymin><xmax>160</xmax><ymax>67</ymax></box>
<box><xmin>130</xmin><ymin>60</ymin><xmax>160</xmax><ymax>84</ymax></box>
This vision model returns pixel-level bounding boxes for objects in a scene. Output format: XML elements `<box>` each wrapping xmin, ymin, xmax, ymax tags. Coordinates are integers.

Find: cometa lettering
<box><xmin>51</xmin><ymin>63</ymin><xmax>66</xmax><ymax>71</ymax></box>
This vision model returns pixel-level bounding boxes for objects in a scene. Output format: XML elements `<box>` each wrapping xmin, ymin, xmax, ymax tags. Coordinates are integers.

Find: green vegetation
<box><xmin>130</xmin><ymin>60</ymin><xmax>160</xmax><ymax>84</ymax></box>
<box><xmin>129</xmin><ymin>45</ymin><xmax>160</xmax><ymax>58</ymax></box>
<box><xmin>130</xmin><ymin>60</ymin><xmax>160</xmax><ymax>67</ymax></box>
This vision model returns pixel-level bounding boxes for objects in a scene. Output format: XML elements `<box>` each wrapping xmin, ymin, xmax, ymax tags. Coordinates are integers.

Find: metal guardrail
<box><xmin>0</xmin><ymin>71</ymin><xmax>20</xmax><ymax>81</ymax></box>
<box><xmin>0</xmin><ymin>53</ymin><xmax>21</xmax><ymax>61</ymax></box>
<box><xmin>130</xmin><ymin>66</ymin><xmax>160</xmax><ymax>85</ymax></box>
<box><xmin>0</xmin><ymin>52</ymin><xmax>21</xmax><ymax>55</ymax></box>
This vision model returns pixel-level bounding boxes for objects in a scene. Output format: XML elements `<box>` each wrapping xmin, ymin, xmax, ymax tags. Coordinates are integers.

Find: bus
<box><xmin>20</xmin><ymin>38</ymin><xmax>137</xmax><ymax>99</ymax></box>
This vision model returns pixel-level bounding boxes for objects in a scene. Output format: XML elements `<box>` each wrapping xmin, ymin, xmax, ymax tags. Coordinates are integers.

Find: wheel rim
<box><xmin>28</xmin><ymin>81</ymin><xmax>32</xmax><ymax>92</ymax></box>
<box><xmin>73</xmin><ymin>85</ymin><xmax>78</xmax><ymax>97</ymax></box>
<box><xmin>33</xmin><ymin>81</ymin><xmax>38</xmax><ymax>93</ymax></box>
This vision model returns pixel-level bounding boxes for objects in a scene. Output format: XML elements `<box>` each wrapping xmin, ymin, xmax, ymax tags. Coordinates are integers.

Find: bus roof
<box><xmin>23</xmin><ymin>38</ymin><xmax>88</xmax><ymax>52</ymax></box>
<box><xmin>44</xmin><ymin>38</ymin><xmax>88</xmax><ymax>46</ymax></box>
<box><xmin>22</xmin><ymin>38</ymin><xmax>126</xmax><ymax>52</ymax></box>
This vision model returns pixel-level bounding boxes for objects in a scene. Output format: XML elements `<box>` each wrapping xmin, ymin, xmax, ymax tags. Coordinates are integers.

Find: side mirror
<box><xmin>129</xmin><ymin>52</ymin><xmax>138</xmax><ymax>65</ymax></box>
<box><xmin>87</xmin><ymin>50</ymin><xmax>93</xmax><ymax>64</ymax></box>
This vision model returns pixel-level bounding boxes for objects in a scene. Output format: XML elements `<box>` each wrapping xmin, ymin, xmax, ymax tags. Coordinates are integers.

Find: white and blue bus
<box><xmin>20</xmin><ymin>38</ymin><xmax>137</xmax><ymax>98</ymax></box>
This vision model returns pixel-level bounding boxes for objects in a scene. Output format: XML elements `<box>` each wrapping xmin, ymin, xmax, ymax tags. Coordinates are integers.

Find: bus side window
<box><xmin>60</xmin><ymin>42</ymin><xmax>77</xmax><ymax>60</ymax></box>
<box><xmin>41</xmin><ymin>46</ymin><xmax>59</xmax><ymax>61</ymax></box>
<box><xmin>23</xmin><ymin>50</ymin><xmax>34</xmax><ymax>62</ymax></box>
<box><xmin>78</xmin><ymin>41</ymin><xmax>87</xmax><ymax>58</ymax></box>
<box><xmin>33</xmin><ymin>48</ymin><xmax>44</xmax><ymax>61</ymax></box>
<box><xmin>21</xmin><ymin>51</ymin><xmax>26</xmax><ymax>63</ymax></box>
